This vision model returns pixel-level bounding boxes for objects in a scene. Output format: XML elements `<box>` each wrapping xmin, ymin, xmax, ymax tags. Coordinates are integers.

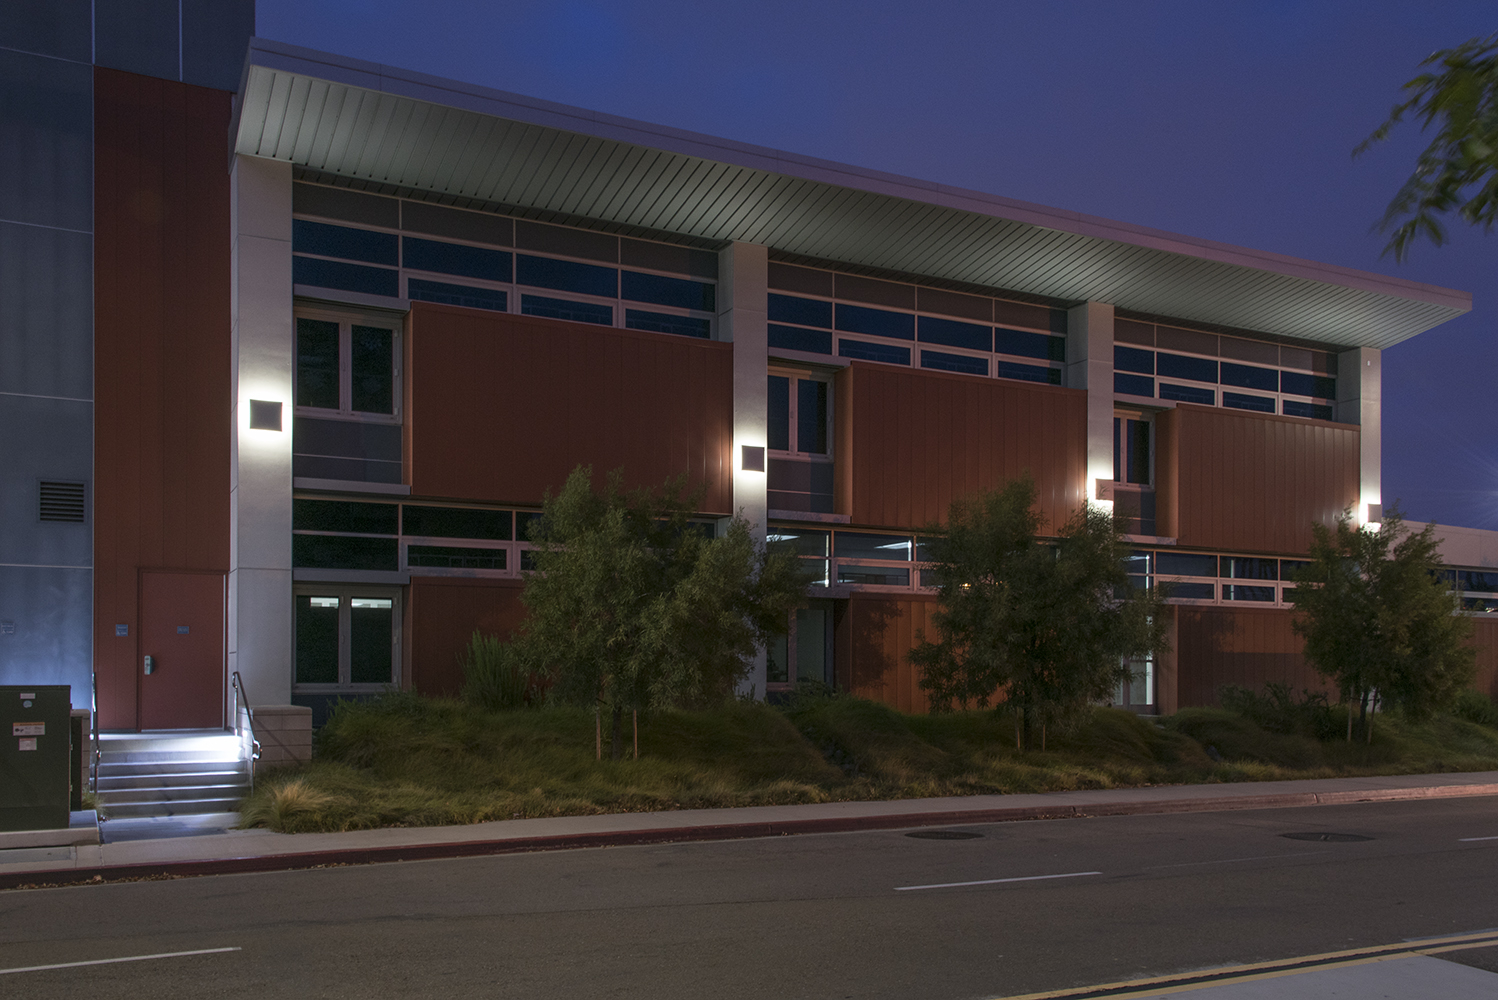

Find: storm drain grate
<box><xmin>906</xmin><ymin>829</ymin><xmax>983</xmax><ymax>840</ymax></box>
<box><xmin>39</xmin><ymin>480</ymin><xmax>86</xmax><ymax>522</ymax></box>
<box><xmin>1281</xmin><ymin>832</ymin><xmax>1373</xmax><ymax>842</ymax></box>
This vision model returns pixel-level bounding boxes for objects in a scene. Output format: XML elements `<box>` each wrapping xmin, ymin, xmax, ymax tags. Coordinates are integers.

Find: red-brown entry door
<box><xmin>139</xmin><ymin>570</ymin><xmax>226</xmax><ymax>730</ymax></box>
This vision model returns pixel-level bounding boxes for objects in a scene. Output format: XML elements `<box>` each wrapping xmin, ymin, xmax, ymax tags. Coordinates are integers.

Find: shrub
<box><xmin>1219</xmin><ymin>682</ymin><xmax>1342</xmax><ymax>740</ymax></box>
<box><xmin>1451</xmin><ymin>688</ymin><xmax>1498</xmax><ymax>729</ymax></box>
<box><xmin>461</xmin><ymin>631</ymin><xmax>536</xmax><ymax>710</ymax></box>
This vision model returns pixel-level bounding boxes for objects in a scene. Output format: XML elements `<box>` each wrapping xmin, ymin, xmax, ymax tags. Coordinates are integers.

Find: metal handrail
<box><xmin>231</xmin><ymin>671</ymin><xmax>262</xmax><ymax>794</ymax></box>
<box><xmin>90</xmin><ymin>669</ymin><xmax>99</xmax><ymax>793</ymax></box>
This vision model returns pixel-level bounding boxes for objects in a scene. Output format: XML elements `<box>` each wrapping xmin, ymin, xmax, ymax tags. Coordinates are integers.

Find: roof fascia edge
<box><xmin>243</xmin><ymin>38</ymin><xmax>1471</xmax><ymax>315</ymax></box>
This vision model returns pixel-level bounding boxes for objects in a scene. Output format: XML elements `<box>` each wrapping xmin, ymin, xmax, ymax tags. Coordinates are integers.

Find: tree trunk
<box><xmin>610</xmin><ymin>704</ymin><xmax>625</xmax><ymax>760</ymax></box>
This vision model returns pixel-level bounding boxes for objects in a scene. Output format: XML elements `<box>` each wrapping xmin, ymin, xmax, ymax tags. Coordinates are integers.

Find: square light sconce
<box><xmin>741</xmin><ymin>445</ymin><xmax>765</xmax><ymax>472</ymax></box>
<box><xmin>1094</xmin><ymin>478</ymin><xmax>1115</xmax><ymax>502</ymax></box>
<box><xmin>249</xmin><ymin>399</ymin><xmax>283</xmax><ymax>431</ymax></box>
<box><xmin>1365</xmin><ymin>503</ymin><xmax>1383</xmax><ymax>524</ymax></box>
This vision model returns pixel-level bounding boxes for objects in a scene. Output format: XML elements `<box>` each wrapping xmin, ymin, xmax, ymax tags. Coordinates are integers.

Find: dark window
<box><xmin>349</xmin><ymin>597</ymin><xmax>394</xmax><ymax>684</ymax></box>
<box><xmin>1115</xmin><ymin>417</ymin><xmax>1150</xmax><ymax>484</ymax></box>
<box><xmin>515</xmin><ymin>511</ymin><xmax>544</xmax><ymax>543</ymax></box>
<box><xmin>402</xmin><ymin>237</ymin><xmax>511</xmax><ymax>282</ymax></box>
<box><xmin>835</xmin><ymin>303</ymin><xmax>914</xmax><ymax>340</ymax></box>
<box><xmin>407</xmin><ymin>278</ymin><xmax>508</xmax><ymax>312</ymax></box>
<box><xmin>768</xmin><ymin>324</ymin><xmax>833</xmax><ymax>355</ymax></box>
<box><xmin>768</xmin><ymin>294</ymin><xmax>833</xmax><ymax>329</ymax></box>
<box><xmin>1157</xmin><ymin>552</ymin><xmax>1217</xmax><ymax>577</ymax></box>
<box><xmin>294</xmin><ymin>185</ymin><xmax>400</xmax><ymax>228</ymax></box>
<box><xmin>292</xmin><ymin>535</ymin><xmax>399</xmax><ymax>571</ymax></box>
<box><xmin>839</xmin><ymin>339</ymin><xmax>910</xmax><ymax>365</ymax></box>
<box><xmin>918</xmin><ymin>315</ymin><xmax>991</xmax><ymax>352</ymax></box>
<box><xmin>293</xmin><ymin>257</ymin><xmax>399</xmax><ymax>298</ymax></box>
<box><xmin>1156</xmin><ymin>353</ymin><xmax>1217</xmax><ymax>383</ymax></box>
<box><xmin>1114</xmin><ymin>373</ymin><xmax>1154</xmax><ymax>397</ymax></box>
<box><xmin>407</xmin><ymin>545</ymin><xmax>508</xmax><ymax>570</ymax></box>
<box><xmin>400</xmin><ymin>200</ymin><xmax>513</xmax><ymax>245</ymax></box>
<box><xmin>1460</xmin><ymin>571</ymin><xmax>1498</xmax><ymax>593</ymax></box>
<box><xmin>294</xmin><ymin>596</ymin><xmax>340</xmax><ymax>684</ymax></box>
<box><xmin>1223</xmin><ymin>584</ymin><xmax>1276</xmax><ymax>602</ymax></box>
<box><xmin>402</xmin><ymin>505</ymin><xmax>511</xmax><ymax>540</ymax></box>
<box><xmin>1223</xmin><ymin>391</ymin><xmax>1275</xmax><ymax>414</ymax></box>
<box><xmin>1283</xmin><ymin>400</ymin><xmax>1334</xmax><ymax>420</ymax></box>
<box><xmin>997</xmin><ymin>360</ymin><xmax>1061</xmax><ymax>385</ymax></box>
<box><xmin>798</xmin><ymin>380</ymin><xmax>827</xmax><ymax>455</ymax></box>
<box><xmin>838</xmin><ymin>567</ymin><xmax>911</xmax><ymax>586</ymax></box>
<box><xmin>1223</xmin><ymin>556</ymin><xmax>1278</xmax><ymax>580</ymax></box>
<box><xmin>1220</xmin><ymin>362</ymin><xmax>1278</xmax><ymax>392</ymax></box>
<box><xmin>1281</xmin><ymin>371</ymin><xmax>1337</xmax><ymax>399</ymax></box>
<box><xmin>768</xmin><ymin>528</ymin><xmax>830</xmax><ymax>558</ymax></box>
<box><xmin>515</xmin><ymin>221</ymin><xmax>617</xmax><ymax>263</ymax></box>
<box><xmin>621</xmin><ymin>271</ymin><xmax>715</xmax><ymax>311</ymax></box>
<box><xmin>1167</xmin><ymin>582</ymin><xmax>1216</xmax><ymax>600</ymax></box>
<box><xmin>292</xmin><ymin>220</ymin><xmax>399</xmax><ymax>265</ymax></box>
<box><xmin>1114</xmin><ymin>346</ymin><xmax>1155</xmax><ymax>375</ymax></box>
<box><xmin>768</xmin><ymin>376</ymin><xmax>790</xmax><ymax>451</ymax></box>
<box><xmin>293</xmin><ymin>499</ymin><xmax>399</xmax><ymax>534</ymax></box>
<box><xmin>835</xmin><ymin>532</ymin><xmax>913</xmax><ymax>560</ymax></box>
<box><xmin>296</xmin><ymin>318</ymin><xmax>340</xmax><ymax>409</ymax></box>
<box><xmin>1159</xmin><ymin>383</ymin><xmax>1214</xmax><ymax>405</ymax></box>
<box><xmin>625</xmin><ymin>309</ymin><xmax>711</xmax><ymax>339</ymax></box>
<box><xmin>520</xmin><ymin>294</ymin><xmax>612</xmax><ymax>326</ymax></box>
<box><xmin>995</xmin><ymin>327</ymin><xmax>1066</xmax><ymax>361</ymax></box>
<box><xmin>1281</xmin><ymin>559</ymin><xmax>1311</xmax><ymax>582</ymax></box>
<box><xmin>515</xmin><ymin>255</ymin><xmax>618</xmax><ymax>297</ymax></box>
<box><xmin>351</xmin><ymin>326</ymin><xmax>393</xmax><ymax>414</ymax></box>
<box><xmin>921</xmin><ymin>350</ymin><xmax>987</xmax><ymax>376</ymax></box>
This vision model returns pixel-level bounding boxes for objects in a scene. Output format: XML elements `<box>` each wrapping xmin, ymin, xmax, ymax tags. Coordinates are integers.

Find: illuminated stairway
<box><xmin>94</xmin><ymin>731</ymin><xmax>252</xmax><ymax>819</ymax></box>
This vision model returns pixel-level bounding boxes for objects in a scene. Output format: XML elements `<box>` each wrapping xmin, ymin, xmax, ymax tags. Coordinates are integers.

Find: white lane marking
<box><xmin>1459</xmin><ymin>835</ymin><xmax>1498</xmax><ymax>842</ymax></box>
<box><xmin>0</xmin><ymin>947</ymin><xmax>241</xmax><ymax>976</ymax></box>
<box><xmin>1145</xmin><ymin>851</ymin><xmax>1326</xmax><ymax>870</ymax></box>
<box><xmin>895</xmin><ymin>870</ymin><xmax>1101</xmax><ymax>892</ymax></box>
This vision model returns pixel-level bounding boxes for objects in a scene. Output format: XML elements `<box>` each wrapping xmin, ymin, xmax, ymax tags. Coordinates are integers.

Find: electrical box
<box><xmin>0</xmin><ymin>685</ymin><xmax>71</xmax><ymax>832</ymax></box>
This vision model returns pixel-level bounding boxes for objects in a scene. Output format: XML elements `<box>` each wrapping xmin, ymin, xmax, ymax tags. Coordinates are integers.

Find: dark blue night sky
<box><xmin>260</xmin><ymin>0</ymin><xmax>1498</xmax><ymax>530</ymax></box>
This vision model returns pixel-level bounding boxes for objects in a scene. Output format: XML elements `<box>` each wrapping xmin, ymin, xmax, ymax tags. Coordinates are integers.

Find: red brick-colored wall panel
<box><xmin>1174</xmin><ymin>605</ymin><xmax>1329</xmax><ymax>707</ymax></box>
<box><xmin>93</xmin><ymin>69</ymin><xmax>232</xmax><ymax>729</ymax></box>
<box><xmin>837</xmin><ymin>596</ymin><xmax>939</xmax><ymax>713</ymax></box>
<box><xmin>839</xmin><ymin>363</ymin><xmax>1086</xmax><ymax>532</ymax></box>
<box><xmin>407</xmin><ymin>302</ymin><xmax>734</xmax><ymax>511</ymax></box>
<box><xmin>1469</xmin><ymin>618</ymin><xmax>1498</xmax><ymax>701</ymax></box>
<box><xmin>1160</xmin><ymin>404</ymin><xmax>1359</xmax><ymax>554</ymax></box>
<box><xmin>408</xmin><ymin>578</ymin><xmax>529</xmax><ymax>698</ymax></box>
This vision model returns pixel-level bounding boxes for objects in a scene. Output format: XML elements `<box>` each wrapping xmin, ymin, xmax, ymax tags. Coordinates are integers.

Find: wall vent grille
<box><xmin>39</xmin><ymin>481</ymin><xmax>86</xmax><ymax>522</ymax></box>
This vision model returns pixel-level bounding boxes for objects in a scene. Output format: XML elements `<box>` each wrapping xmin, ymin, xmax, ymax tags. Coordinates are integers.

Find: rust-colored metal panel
<box><xmin>1470</xmin><ymin>618</ymin><xmax>1498</xmax><ymax>700</ymax></box>
<box><xmin>840</xmin><ymin>362</ymin><xmax>1086</xmax><ymax>531</ymax></box>
<box><xmin>1160</xmin><ymin>404</ymin><xmax>1358</xmax><ymax>554</ymax></box>
<box><xmin>93</xmin><ymin>69</ymin><xmax>232</xmax><ymax>730</ymax></box>
<box><xmin>408</xmin><ymin>578</ymin><xmax>528</xmax><ymax>698</ymax></box>
<box><xmin>1175</xmin><ymin>605</ymin><xmax>1329</xmax><ymax>707</ymax></box>
<box><xmin>843</xmin><ymin>595</ymin><xmax>938</xmax><ymax>713</ymax></box>
<box><xmin>138</xmin><ymin>570</ymin><xmax>226</xmax><ymax>729</ymax></box>
<box><xmin>407</xmin><ymin>302</ymin><xmax>734</xmax><ymax>511</ymax></box>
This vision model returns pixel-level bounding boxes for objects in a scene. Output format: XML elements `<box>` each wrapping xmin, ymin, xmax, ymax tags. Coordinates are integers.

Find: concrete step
<box><xmin>96</xmin><ymin>783</ymin><xmax>249</xmax><ymax>806</ymax></box>
<box><xmin>97</xmin><ymin>768</ymin><xmax>247</xmax><ymax>790</ymax></box>
<box><xmin>99</xmin><ymin>748</ymin><xmax>244</xmax><ymax>766</ymax></box>
<box><xmin>98</xmin><ymin>731</ymin><xmax>241</xmax><ymax>754</ymax></box>
<box><xmin>98</xmin><ymin>755</ymin><xmax>248</xmax><ymax>774</ymax></box>
<box><xmin>103</xmin><ymin>797</ymin><xmax>246</xmax><ymax>819</ymax></box>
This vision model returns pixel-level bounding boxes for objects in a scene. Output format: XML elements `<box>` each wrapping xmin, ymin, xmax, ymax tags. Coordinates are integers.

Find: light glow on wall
<box><xmin>238</xmin><ymin>382</ymin><xmax>291</xmax><ymax>444</ymax></box>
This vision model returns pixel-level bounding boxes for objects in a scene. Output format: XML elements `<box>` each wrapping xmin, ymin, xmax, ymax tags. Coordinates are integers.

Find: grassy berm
<box><xmin>237</xmin><ymin>691</ymin><xmax>1498</xmax><ymax>833</ymax></box>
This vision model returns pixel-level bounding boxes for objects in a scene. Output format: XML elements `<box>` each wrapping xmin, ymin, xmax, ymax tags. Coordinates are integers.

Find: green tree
<box><xmin>515</xmin><ymin>466</ymin><xmax>807</xmax><ymax>758</ymax></box>
<box><xmin>1289</xmin><ymin>508</ymin><xmax>1475</xmax><ymax>738</ymax></box>
<box><xmin>1356</xmin><ymin>32</ymin><xmax>1498</xmax><ymax>260</ymax></box>
<box><xmin>910</xmin><ymin>477</ymin><xmax>1170</xmax><ymax>748</ymax></box>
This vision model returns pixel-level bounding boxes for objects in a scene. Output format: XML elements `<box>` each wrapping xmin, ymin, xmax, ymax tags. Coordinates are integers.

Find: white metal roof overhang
<box><xmin>232</xmin><ymin>39</ymin><xmax>1471</xmax><ymax>350</ymax></box>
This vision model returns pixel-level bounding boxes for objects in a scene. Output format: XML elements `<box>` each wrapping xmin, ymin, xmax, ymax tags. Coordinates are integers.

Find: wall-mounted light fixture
<box><xmin>248</xmin><ymin>399</ymin><xmax>283</xmax><ymax>432</ymax></box>
<box><xmin>741</xmin><ymin>445</ymin><xmax>765</xmax><ymax>472</ymax></box>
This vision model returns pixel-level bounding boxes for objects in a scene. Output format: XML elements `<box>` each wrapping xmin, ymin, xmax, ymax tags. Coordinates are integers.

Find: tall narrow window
<box><xmin>768</xmin><ymin>368</ymin><xmax>833</xmax><ymax>514</ymax></box>
<box><xmin>296</xmin><ymin>319</ymin><xmax>340</xmax><ymax>409</ymax></box>
<box><xmin>294</xmin><ymin>587</ymin><xmax>401</xmax><ymax>690</ymax></box>
<box><xmin>797</xmin><ymin>379</ymin><xmax>828</xmax><ymax>455</ymax></box>
<box><xmin>293</xmin><ymin>307</ymin><xmax>403</xmax><ymax>484</ymax></box>
<box><xmin>1113</xmin><ymin>415</ymin><xmax>1152</xmax><ymax>485</ymax></box>
<box><xmin>351</xmin><ymin>326</ymin><xmax>394</xmax><ymax>414</ymax></box>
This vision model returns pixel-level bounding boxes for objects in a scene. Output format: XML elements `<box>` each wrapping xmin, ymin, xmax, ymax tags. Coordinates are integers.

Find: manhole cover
<box><xmin>906</xmin><ymin>829</ymin><xmax>983</xmax><ymax>840</ymax></box>
<box><xmin>1281</xmin><ymin>832</ymin><xmax>1373</xmax><ymax>842</ymax></box>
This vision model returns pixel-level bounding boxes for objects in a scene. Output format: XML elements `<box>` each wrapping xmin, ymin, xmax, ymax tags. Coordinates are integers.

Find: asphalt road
<box><xmin>3</xmin><ymin>797</ymin><xmax>1498</xmax><ymax>999</ymax></box>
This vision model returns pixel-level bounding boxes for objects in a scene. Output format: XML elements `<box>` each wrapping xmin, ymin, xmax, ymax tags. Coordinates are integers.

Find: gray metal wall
<box><xmin>0</xmin><ymin>0</ymin><xmax>253</xmax><ymax>706</ymax></box>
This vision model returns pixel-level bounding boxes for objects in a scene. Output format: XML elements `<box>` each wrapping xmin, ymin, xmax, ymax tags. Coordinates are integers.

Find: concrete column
<box><xmin>718</xmin><ymin>242</ymin><xmax>769</xmax><ymax>698</ymax></box>
<box><xmin>229</xmin><ymin>155</ymin><xmax>294</xmax><ymax>708</ymax></box>
<box><xmin>1336</xmin><ymin>348</ymin><xmax>1381</xmax><ymax>524</ymax></box>
<box><xmin>1066</xmin><ymin>302</ymin><xmax>1116</xmax><ymax>507</ymax></box>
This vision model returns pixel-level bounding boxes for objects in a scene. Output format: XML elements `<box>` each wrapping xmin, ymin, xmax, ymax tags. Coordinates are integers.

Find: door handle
<box><xmin>143</xmin><ymin>655</ymin><xmax>156</xmax><ymax>675</ymax></box>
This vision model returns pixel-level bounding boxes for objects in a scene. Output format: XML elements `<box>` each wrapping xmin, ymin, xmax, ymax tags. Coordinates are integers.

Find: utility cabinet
<box><xmin>0</xmin><ymin>685</ymin><xmax>71</xmax><ymax>832</ymax></box>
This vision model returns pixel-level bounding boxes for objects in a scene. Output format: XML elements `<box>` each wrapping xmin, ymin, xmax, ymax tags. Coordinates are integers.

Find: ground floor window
<box><xmin>768</xmin><ymin>599</ymin><xmax>835</xmax><ymax>689</ymax></box>
<box><xmin>294</xmin><ymin>585</ymin><xmax>402</xmax><ymax>691</ymax></box>
<box><xmin>1114</xmin><ymin>655</ymin><xmax>1154</xmax><ymax>711</ymax></box>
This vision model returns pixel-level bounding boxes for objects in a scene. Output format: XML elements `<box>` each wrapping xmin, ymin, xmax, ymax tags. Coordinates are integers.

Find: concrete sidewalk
<box><xmin>4</xmin><ymin>769</ymin><xmax>1497</xmax><ymax>889</ymax></box>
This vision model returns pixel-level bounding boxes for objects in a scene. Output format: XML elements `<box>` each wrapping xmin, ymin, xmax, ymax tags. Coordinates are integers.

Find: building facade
<box><xmin>4</xmin><ymin>6</ymin><xmax>1496</xmax><ymax>731</ymax></box>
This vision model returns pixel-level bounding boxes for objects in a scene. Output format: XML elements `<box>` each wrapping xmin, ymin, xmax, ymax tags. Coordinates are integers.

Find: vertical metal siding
<box><xmin>839</xmin><ymin>596</ymin><xmax>939</xmax><ymax>713</ymax></box>
<box><xmin>407</xmin><ymin>302</ymin><xmax>734</xmax><ymax>512</ymax></box>
<box><xmin>93</xmin><ymin>69</ymin><xmax>232</xmax><ymax>729</ymax></box>
<box><xmin>841</xmin><ymin>362</ymin><xmax>1087</xmax><ymax>531</ymax></box>
<box><xmin>1174</xmin><ymin>606</ymin><xmax>1328</xmax><ymax>707</ymax></box>
<box><xmin>1160</xmin><ymin>404</ymin><xmax>1359</xmax><ymax>553</ymax></box>
<box><xmin>408</xmin><ymin>578</ymin><xmax>527</xmax><ymax>697</ymax></box>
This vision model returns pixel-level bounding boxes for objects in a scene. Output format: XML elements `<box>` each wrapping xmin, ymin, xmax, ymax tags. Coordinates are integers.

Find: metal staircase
<box><xmin>94</xmin><ymin>731</ymin><xmax>252</xmax><ymax>819</ymax></box>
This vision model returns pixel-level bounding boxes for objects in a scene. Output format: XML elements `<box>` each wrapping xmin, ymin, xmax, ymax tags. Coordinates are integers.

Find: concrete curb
<box><xmin>5</xmin><ymin>780</ymin><xmax>1497</xmax><ymax>891</ymax></box>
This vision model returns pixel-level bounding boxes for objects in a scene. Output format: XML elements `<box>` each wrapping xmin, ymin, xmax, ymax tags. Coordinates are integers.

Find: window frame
<box><xmin>293</xmin><ymin>304</ymin><xmax>403</xmax><ymax>424</ymax></box>
<box><xmin>292</xmin><ymin>583</ymin><xmax>403</xmax><ymax>693</ymax></box>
